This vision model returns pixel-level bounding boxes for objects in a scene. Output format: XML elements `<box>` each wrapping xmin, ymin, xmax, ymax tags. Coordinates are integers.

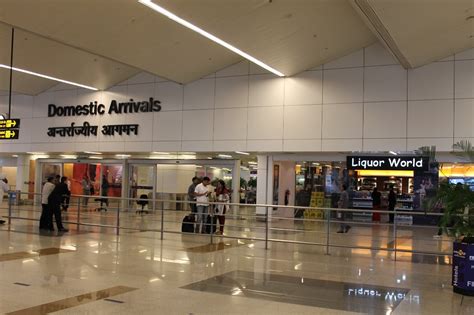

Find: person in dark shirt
<box><xmin>388</xmin><ymin>185</ymin><xmax>397</xmax><ymax>223</ymax></box>
<box><xmin>101</xmin><ymin>175</ymin><xmax>110</xmax><ymax>207</ymax></box>
<box><xmin>48</xmin><ymin>176</ymin><xmax>70</xmax><ymax>232</ymax></box>
<box><xmin>371</xmin><ymin>187</ymin><xmax>382</xmax><ymax>222</ymax></box>
<box><xmin>187</xmin><ymin>177</ymin><xmax>200</xmax><ymax>213</ymax></box>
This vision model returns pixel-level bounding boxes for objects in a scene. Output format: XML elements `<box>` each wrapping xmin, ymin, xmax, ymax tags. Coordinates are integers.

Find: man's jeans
<box><xmin>196</xmin><ymin>205</ymin><xmax>209</xmax><ymax>233</ymax></box>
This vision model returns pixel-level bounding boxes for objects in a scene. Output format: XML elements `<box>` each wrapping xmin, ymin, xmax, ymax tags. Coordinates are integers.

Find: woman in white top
<box><xmin>214</xmin><ymin>180</ymin><xmax>230</xmax><ymax>235</ymax></box>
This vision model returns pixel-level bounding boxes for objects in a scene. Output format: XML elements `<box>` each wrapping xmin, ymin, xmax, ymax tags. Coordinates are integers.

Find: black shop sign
<box><xmin>347</xmin><ymin>156</ymin><xmax>429</xmax><ymax>171</ymax></box>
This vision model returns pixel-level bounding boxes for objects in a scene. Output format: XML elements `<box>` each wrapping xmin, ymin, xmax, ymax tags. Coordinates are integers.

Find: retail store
<box><xmin>267</xmin><ymin>153</ymin><xmax>474</xmax><ymax>225</ymax></box>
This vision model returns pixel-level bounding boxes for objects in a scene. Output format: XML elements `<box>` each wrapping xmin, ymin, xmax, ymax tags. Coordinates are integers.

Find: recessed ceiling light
<box><xmin>115</xmin><ymin>154</ymin><xmax>131</xmax><ymax>158</ymax></box>
<box><xmin>84</xmin><ymin>151</ymin><xmax>102</xmax><ymax>155</ymax></box>
<box><xmin>60</xmin><ymin>154</ymin><xmax>77</xmax><ymax>159</ymax></box>
<box><xmin>89</xmin><ymin>156</ymin><xmax>103</xmax><ymax>160</ymax></box>
<box><xmin>152</xmin><ymin>152</ymin><xmax>170</xmax><ymax>155</ymax></box>
<box><xmin>248</xmin><ymin>161</ymin><xmax>257</xmax><ymax>165</ymax></box>
<box><xmin>138</xmin><ymin>0</ymin><xmax>285</xmax><ymax>77</ymax></box>
<box><xmin>235</xmin><ymin>151</ymin><xmax>250</xmax><ymax>155</ymax></box>
<box><xmin>0</xmin><ymin>64</ymin><xmax>98</xmax><ymax>91</ymax></box>
<box><xmin>27</xmin><ymin>152</ymin><xmax>46</xmax><ymax>155</ymax></box>
<box><xmin>12</xmin><ymin>154</ymin><xmax>18</xmax><ymax>158</ymax></box>
<box><xmin>218</xmin><ymin>154</ymin><xmax>232</xmax><ymax>158</ymax></box>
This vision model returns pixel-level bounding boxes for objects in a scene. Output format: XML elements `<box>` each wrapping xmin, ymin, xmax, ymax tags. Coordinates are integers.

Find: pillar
<box><xmin>16</xmin><ymin>154</ymin><xmax>31</xmax><ymax>195</ymax></box>
<box><xmin>256</xmin><ymin>155</ymin><xmax>273</xmax><ymax>219</ymax></box>
<box><xmin>232</xmin><ymin>159</ymin><xmax>241</xmax><ymax>209</ymax></box>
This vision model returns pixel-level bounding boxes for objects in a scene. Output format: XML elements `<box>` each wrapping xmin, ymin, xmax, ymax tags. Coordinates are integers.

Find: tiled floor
<box><xmin>0</xmin><ymin>204</ymin><xmax>472</xmax><ymax>314</ymax></box>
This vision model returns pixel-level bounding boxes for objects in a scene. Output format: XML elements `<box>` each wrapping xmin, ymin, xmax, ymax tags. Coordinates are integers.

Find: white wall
<box><xmin>1</xmin><ymin>43</ymin><xmax>473</xmax><ymax>153</ymax></box>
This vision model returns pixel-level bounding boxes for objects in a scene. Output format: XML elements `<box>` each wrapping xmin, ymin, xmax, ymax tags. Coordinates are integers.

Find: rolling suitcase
<box><xmin>181</xmin><ymin>214</ymin><xmax>195</xmax><ymax>233</ymax></box>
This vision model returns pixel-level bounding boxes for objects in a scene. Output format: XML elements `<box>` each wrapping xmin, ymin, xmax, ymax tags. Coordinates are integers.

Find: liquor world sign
<box><xmin>46</xmin><ymin>98</ymin><xmax>161</xmax><ymax>138</ymax></box>
<box><xmin>347</xmin><ymin>156</ymin><xmax>429</xmax><ymax>171</ymax></box>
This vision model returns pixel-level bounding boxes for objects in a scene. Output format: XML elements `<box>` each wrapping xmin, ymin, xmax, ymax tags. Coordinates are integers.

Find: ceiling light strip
<box><xmin>138</xmin><ymin>0</ymin><xmax>284</xmax><ymax>77</ymax></box>
<box><xmin>0</xmin><ymin>64</ymin><xmax>98</xmax><ymax>91</ymax></box>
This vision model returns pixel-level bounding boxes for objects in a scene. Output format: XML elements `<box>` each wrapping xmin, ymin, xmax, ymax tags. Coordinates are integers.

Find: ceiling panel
<box><xmin>0</xmin><ymin>23</ymin><xmax>140</xmax><ymax>94</ymax></box>
<box><xmin>154</xmin><ymin>0</ymin><xmax>377</xmax><ymax>76</ymax></box>
<box><xmin>0</xmin><ymin>0</ymin><xmax>241</xmax><ymax>84</ymax></box>
<box><xmin>0</xmin><ymin>68</ymin><xmax>57</xmax><ymax>95</ymax></box>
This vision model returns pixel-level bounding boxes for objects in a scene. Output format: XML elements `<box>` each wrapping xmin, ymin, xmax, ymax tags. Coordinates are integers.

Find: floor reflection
<box><xmin>182</xmin><ymin>270</ymin><xmax>410</xmax><ymax>314</ymax></box>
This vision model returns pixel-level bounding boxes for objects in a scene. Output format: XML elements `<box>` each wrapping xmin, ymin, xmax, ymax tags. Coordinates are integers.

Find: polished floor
<box><xmin>0</xmin><ymin>202</ymin><xmax>472</xmax><ymax>314</ymax></box>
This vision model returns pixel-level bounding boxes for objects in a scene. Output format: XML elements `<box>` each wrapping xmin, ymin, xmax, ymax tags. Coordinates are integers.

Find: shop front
<box><xmin>33</xmin><ymin>158</ymin><xmax>240</xmax><ymax>211</ymax></box>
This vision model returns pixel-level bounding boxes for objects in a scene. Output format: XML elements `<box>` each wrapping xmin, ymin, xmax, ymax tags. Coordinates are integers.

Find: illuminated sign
<box><xmin>0</xmin><ymin>119</ymin><xmax>20</xmax><ymax>128</ymax></box>
<box><xmin>347</xmin><ymin>156</ymin><xmax>429</xmax><ymax>171</ymax></box>
<box><xmin>0</xmin><ymin>118</ymin><xmax>20</xmax><ymax>140</ymax></box>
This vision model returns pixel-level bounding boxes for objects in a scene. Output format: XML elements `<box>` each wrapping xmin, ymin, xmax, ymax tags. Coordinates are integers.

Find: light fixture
<box><xmin>89</xmin><ymin>156</ymin><xmax>103</xmax><ymax>160</ymax></box>
<box><xmin>138</xmin><ymin>0</ymin><xmax>285</xmax><ymax>77</ymax></box>
<box><xmin>218</xmin><ymin>154</ymin><xmax>232</xmax><ymax>158</ymax></box>
<box><xmin>115</xmin><ymin>154</ymin><xmax>131</xmax><ymax>158</ymax></box>
<box><xmin>84</xmin><ymin>151</ymin><xmax>102</xmax><ymax>155</ymax></box>
<box><xmin>235</xmin><ymin>151</ymin><xmax>250</xmax><ymax>155</ymax></box>
<box><xmin>152</xmin><ymin>152</ymin><xmax>170</xmax><ymax>155</ymax></box>
<box><xmin>248</xmin><ymin>161</ymin><xmax>257</xmax><ymax>165</ymax></box>
<box><xmin>27</xmin><ymin>152</ymin><xmax>46</xmax><ymax>155</ymax></box>
<box><xmin>389</xmin><ymin>151</ymin><xmax>398</xmax><ymax>155</ymax></box>
<box><xmin>60</xmin><ymin>154</ymin><xmax>77</xmax><ymax>159</ymax></box>
<box><xmin>0</xmin><ymin>64</ymin><xmax>98</xmax><ymax>91</ymax></box>
<box><xmin>12</xmin><ymin>154</ymin><xmax>18</xmax><ymax>158</ymax></box>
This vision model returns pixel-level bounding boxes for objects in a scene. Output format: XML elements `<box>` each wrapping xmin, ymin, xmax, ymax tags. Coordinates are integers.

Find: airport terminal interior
<box><xmin>0</xmin><ymin>0</ymin><xmax>473</xmax><ymax>314</ymax></box>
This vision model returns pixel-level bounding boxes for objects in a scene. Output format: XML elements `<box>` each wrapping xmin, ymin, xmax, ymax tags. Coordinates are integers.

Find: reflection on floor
<box><xmin>183</xmin><ymin>270</ymin><xmax>410</xmax><ymax>314</ymax></box>
<box><xmin>0</xmin><ymin>247</ymin><xmax>74</xmax><ymax>262</ymax></box>
<box><xmin>6</xmin><ymin>286</ymin><xmax>137</xmax><ymax>315</ymax></box>
<box><xmin>187</xmin><ymin>240</ymin><xmax>252</xmax><ymax>253</ymax></box>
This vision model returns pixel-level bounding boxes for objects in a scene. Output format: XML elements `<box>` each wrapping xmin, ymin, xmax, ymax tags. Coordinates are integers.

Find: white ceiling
<box><xmin>0</xmin><ymin>0</ymin><xmax>472</xmax><ymax>95</ymax></box>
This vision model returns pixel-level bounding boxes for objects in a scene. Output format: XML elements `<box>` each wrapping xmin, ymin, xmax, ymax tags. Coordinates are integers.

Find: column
<box><xmin>16</xmin><ymin>154</ymin><xmax>31</xmax><ymax>195</ymax></box>
<box><xmin>256</xmin><ymin>155</ymin><xmax>273</xmax><ymax>219</ymax></box>
<box><xmin>231</xmin><ymin>159</ymin><xmax>241</xmax><ymax>210</ymax></box>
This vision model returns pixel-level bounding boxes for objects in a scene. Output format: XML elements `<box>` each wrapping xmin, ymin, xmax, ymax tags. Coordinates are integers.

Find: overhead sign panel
<box><xmin>0</xmin><ymin>118</ymin><xmax>20</xmax><ymax>128</ymax></box>
<box><xmin>0</xmin><ymin>118</ymin><xmax>20</xmax><ymax>140</ymax></box>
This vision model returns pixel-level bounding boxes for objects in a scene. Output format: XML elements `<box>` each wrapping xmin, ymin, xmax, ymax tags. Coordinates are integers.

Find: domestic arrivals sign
<box><xmin>0</xmin><ymin>118</ymin><xmax>20</xmax><ymax>140</ymax></box>
<box><xmin>46</xmin><ymin>98</ymin><xmax>161</xmax><ymax>138</ymax></box>
<box><xmin>347</xmin><ymin>155</ymin><xmax>429</xmax><ymax>171</ymax></box>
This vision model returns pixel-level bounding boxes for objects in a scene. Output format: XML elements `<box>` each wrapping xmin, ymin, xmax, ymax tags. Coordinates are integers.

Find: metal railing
<box><xmin>1</xmin><ymin>191</ymin><xmax>452</xmax><ymax>261</ymax></box>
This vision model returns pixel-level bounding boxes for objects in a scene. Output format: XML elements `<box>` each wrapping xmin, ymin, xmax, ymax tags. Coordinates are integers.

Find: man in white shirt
<box><xmin>194</xmin><ymin>176</ymin><xmax>210</xmax><ymax>233</ymax></box>
<box><xmin>40</xmin><ymin>177</ymin><xmax>56</xmax><ymax>231</ymax></box>
<box><xmin>0</xmin><ymin>176</ymin><xmax>9</xmax><ymax>224</ymax></box>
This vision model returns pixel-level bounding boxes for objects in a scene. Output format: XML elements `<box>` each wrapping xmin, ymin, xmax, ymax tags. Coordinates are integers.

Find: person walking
<box><xmin>337</xmin><ymin>184</ymin><xmax>351</xmax><ymax>233</ymax></box>
<box><xmin>187</xmin><ymin>177</ymin><xmax>199</xmax><ymax>214</ymax></box>
<box><xmin>81</xmin><ymin>175</ymin><xmax>91</xmax><ymax>207</ymax></box>
<box><xmin>101</xmin><ymin>175</ymin><xmax>110</xmax><ymax>207</ymax></box>
<box><xmin>0</xmin><ymin>176</ymin><xmax>10</xmax><ymax>224</ymax></box>
<box><xmin>372</xmin><ymin>187</ymin><xmax>382</xmax><ymax>222</ymax></box>
<box><xmin>62</xmin><ymin>177</ymin><xmax>71</xmax><ymax>211</ymax></box>
<box><xmin>40</xmin><ymin>177</ymin><xmax>56</xmax><ymax>231</ymax></box>
<box><xmin>48</xmin><ymin>176</ymin><xmax>69</xmax><ymax>232</ymax></box>
<box><xmin>194</xmin><ymin>176</ymin><xmax>211</xmax><ymax>233</ymax></box>
<box><xmin>215</xmin><ymin>180</ymin><xmax>230</xmax><ymax>235</ymax></box>
<box><xmin>388</xmin><ymin>185</ymin><xmax>397</xmax><ymax>223</ymax></box>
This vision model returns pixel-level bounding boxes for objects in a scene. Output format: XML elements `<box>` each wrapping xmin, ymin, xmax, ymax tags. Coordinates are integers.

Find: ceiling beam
<box><xmin>350</xmin><ymin>0</ymin><xmax>412</xmax><ymax>69</ymax></box>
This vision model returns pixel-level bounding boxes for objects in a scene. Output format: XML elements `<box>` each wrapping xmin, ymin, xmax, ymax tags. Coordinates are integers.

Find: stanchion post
<box><xmin>76</xmin><ymin>197</ymin><xmax>81</xmax><ymax>231</ymax></box>
<box><xmin>210</xmin><ymin>205</ymin><xmax>214</xmax><ymax>245</ymax></box>
<box><xmin>265</xmin><ymin>206</ymin><xmax>269</xmax><ymax>250</ymax></box>
<box><xmin>160</xmin><ymin>199</ymin><xmax>164</xmax><ymax>240</ymax></box>
<box><xmin>325</xmin><ymin>208</ymin><xmax>331</xmax><ymax>255</ymax></box>
<box><xmin>8</xmin><ymin>191</ymin><xmax>12</xmax><ymax>227</ymax></box>
<box><xmin>393</xmin><ymin>210</ymin><xmax>398</xmax><ymax>261</ymax></box>
<box><xmin>116</xmin><ymin>201</ymin><xmax>120</xmax><ymax>236</ymax></box>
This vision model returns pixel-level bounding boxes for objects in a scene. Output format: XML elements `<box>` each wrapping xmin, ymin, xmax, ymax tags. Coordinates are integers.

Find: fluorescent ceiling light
<box><xmin>115</xmin><ymin>154</ymin><xmax>131</xmax><ymax>158</ymax></box>
<box><xmin>89</xmin><ymin>156</ymin><xmax>103</xmax><ymax>160</ymax></box>
<box><xmin>84</xmin><ymin>151</ymin><xmax>102</xmax><ymax>155</ymax></box>
<box><xmin>138</xmin><ymin>0</ymin><xmax>285</xmax><ymax>77</ymax></box>
<box><xmin>60</xmin><ymin>154</ymin><xmax>77</xmax><ymax>159</ymax></box>
<box><xmin>389</xmin><ymin>151</ymin><xmax>398</xmax><ymax>155</ymax></box>
<box><xmin>27</xmin><ymin>152</ymin><xmax>46</xmax><ymax>155</ymax></box>
<box><xmin>152</xmin><ymin>152</ymin><xmax>170</xmax><ymax>155</ymax></box>
<box><xmin>12</xmin><ymin>154</ymin><xmax>18</xmax><ymax>157</ymax></box>
<box><xmin>248</xmin><ymin>161</ymin><xmax>257</xmax><ymax>165</ymax></box>
<box><xmin>0</xmin><ymin>64</ymin><xmax>98</xmax><ymax>91</ymax></box>
<box><xmin>218</xmin><ymin>154</ymin><xmax>232</xmax><ymax>158</ymax></box>
<box><xmin>235</xmin><ymin>151</ymin><xmax>250</xmax><ymax>155</ymax></box>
